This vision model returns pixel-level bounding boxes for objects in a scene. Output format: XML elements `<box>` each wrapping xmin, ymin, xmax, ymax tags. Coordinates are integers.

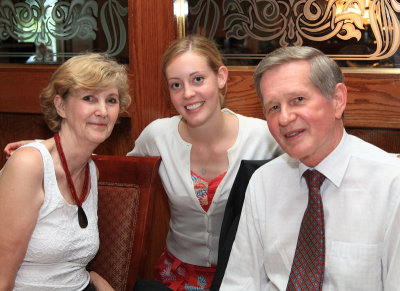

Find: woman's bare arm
<box><xmin>90</xmin><ymin>271</ymin><xmax>115</xmax><ymax>291</ymax></box>
<box><xmin>0</xmin><ymin>148</ymin><xmax>44</xmax><ymax>289</ymax></box>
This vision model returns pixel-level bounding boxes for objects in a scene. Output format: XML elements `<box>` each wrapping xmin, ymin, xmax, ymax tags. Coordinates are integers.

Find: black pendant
<box><xmin>78</xmin><ymin>206</ymin><xmax>88</xmax><ymax>228</ymax></box>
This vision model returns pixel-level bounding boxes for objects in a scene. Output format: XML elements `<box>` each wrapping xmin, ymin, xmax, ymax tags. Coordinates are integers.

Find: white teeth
<box><xmin>186</xmin><ymin>102</ymin><xmax>204</xmax><ymax>110</ymax></box>
<box><xmin>287</xmin><ymin>132</ymin><xmax>299</xmax><ymax>137</ymax></box>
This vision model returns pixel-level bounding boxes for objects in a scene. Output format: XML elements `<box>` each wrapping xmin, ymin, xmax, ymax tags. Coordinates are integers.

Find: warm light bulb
<box><xmin>174</xmin><ymin>0</ymin><xmax>188</xmax><ymax>18</ymax></box>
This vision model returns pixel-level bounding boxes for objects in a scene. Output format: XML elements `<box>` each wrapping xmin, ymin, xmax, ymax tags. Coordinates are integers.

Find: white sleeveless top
<box><xmin>14</xmin><ymin>142</ymin><xmax>99</xmax><ymax>291</ymax></box>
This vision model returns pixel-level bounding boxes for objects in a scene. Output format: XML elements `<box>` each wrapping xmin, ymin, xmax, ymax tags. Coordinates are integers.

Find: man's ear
<box><xmin>54</xmin><ymin>95</ymin><xmax>66</xmax><ymax>118</ymax></box>
<box><xmin>217</xmin><ymin>66</ymin><xmax>228</xmax><ymax>89</ymax></box>
<box><xmin>332</xmin><ymin>83</ymin><xmax>347</xmax><ymax>119</ymax></box>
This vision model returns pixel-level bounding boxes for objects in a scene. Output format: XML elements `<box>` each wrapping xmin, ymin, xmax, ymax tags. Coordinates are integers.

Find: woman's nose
<box><xmin>95</xmin><ymin>102</ymin><xmax>108</xmax><ymax>117</ymax></box>
<box><xmin>183</xmin><ymin>84</ymin><xmax>195</xmax><ymax>99</ymax></box>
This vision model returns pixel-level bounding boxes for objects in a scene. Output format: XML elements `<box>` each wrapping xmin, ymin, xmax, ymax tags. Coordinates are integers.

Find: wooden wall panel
<box><xmin>225</xmin><ymin>69</ymin><xmax>263</xmax><ymax>119</ymax></box>
<box><xmin>344</xmin><ymin>72</ymin><xmax>400</xmax><ymax>129</ymax></box>
<box><xmin>0</xmin><ymin>66</ymin><xmax>55</xmax><ymax>113</ymax></box>
<box><xmin>129</xmin><ymin>0</ymin><xmax>176</xmax><ymax>141</ymax></box>
<box><xmin>0</xmin><ymin>113</ymin><xmax>52</xmax><ymax>167</ymax></box>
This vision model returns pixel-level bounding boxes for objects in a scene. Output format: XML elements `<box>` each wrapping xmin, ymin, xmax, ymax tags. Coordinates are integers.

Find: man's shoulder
<box><xmin>253</xmin><ymin>154</ymin><xmax>298</xmax><ymax>178</ymax></box>
<box><xmin>348</xmin><ymin>134</ymin><xmax>400</xmax><ymax>168</ymax></box>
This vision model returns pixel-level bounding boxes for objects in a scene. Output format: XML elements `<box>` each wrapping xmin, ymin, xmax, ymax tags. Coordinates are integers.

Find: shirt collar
<box><xmin>299</xmin><ymin>129</ymin><xmax>350</xmax><ymax>188</ymax></box>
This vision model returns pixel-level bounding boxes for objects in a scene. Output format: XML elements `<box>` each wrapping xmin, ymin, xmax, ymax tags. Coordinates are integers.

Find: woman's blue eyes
<box><xmin>194</xmin><ymin>76</ymin><xmax>204</xmax><ymax>83</ymax></box>
<box><xmin>82</xmin><ymin>95</ymin><xmax>118</xmax><ymax>104</ymax></box>
<box><xmin>107</xmin><ymin>98</ymin><xmax>118</xmax><ymax>104</ymax></box>
<box><xmin>170</xmin><ymin>76</ymin><xmax>204</xmax><ymax>89</ymax></box>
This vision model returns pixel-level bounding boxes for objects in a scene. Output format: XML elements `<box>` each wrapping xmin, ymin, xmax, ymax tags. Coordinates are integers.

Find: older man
<box><xmin>220</xmin><ymin>46</ymin><xmax>400</xmax><ymax>290</ymax></box>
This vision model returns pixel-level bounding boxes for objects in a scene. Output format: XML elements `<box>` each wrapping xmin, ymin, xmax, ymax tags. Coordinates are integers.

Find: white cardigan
<box><xmin>127</xmin><ymin>109</ymin><xmax>281</xmax><ymax>266</ymax></box>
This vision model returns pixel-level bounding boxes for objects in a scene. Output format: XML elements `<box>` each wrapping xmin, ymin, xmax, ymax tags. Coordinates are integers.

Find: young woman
<box><xmin>128</xmin><ymin>35</ymin><xmax>281</xmax><ymax>290</ymax></box>
<box><xmin>0</xmin><ymin>53</ymin><xmax>131</xmax><ymax>290</ymax></box>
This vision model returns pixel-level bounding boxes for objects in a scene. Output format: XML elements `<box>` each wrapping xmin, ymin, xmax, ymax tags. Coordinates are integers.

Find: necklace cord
<box><xmin>54</xmin><ymin>133</ymin><xmax>90</xmax><ymax>207</ymax></box>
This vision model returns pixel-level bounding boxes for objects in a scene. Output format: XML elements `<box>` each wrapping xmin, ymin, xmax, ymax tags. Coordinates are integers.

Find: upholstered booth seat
<box><xmin>88</xmin><ymin>155</ymin><xmax>170</xmax><ymax>291</ymax></box>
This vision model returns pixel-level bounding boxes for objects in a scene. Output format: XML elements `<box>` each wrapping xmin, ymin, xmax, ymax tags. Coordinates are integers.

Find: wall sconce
<box><xmin>174</xmin><ymin>0</ymin><xmax>188</xmax><ymax>38</ymax></box>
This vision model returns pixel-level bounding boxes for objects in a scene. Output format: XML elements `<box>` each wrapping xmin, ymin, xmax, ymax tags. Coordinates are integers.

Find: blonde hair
<box><xmin>161</xmin><ymin>35</ymin><xmax>227</xmax><ymax>107</ymax></box>
<box><xmin>40</xmin><ymin>53</ymin><xmax>131</xmax><ymax>132</ymax></box>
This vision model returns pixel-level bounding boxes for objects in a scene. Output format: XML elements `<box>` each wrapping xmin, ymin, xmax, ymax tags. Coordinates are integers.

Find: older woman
<box><xmin>0</xmin><ymin>53</ymin><xmax>131</xmax><ymax>290</ymax></box>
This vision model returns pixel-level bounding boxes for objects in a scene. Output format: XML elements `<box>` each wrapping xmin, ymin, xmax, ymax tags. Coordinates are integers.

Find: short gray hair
<box><xmin>253</xmin><ymin>46</ymin><xmax>344</xmax><ymax>104</ymax></box>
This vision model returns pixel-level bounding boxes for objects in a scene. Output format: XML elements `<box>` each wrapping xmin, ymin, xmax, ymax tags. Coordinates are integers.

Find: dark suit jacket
<box><xmin>210</xmin><ymin>159</ymin><xmax>271</xmax><ymax>291</ymax></box>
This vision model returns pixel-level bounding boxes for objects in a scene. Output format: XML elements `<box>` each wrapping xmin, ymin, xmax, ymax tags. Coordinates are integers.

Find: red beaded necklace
<box><xmin>54</xmin><ymin>132</ymin><xmax>89</xmax><ymax>228</ymax></box>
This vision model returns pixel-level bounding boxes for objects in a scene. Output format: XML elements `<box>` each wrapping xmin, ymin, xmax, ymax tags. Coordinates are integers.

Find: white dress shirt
<box><xmin>220</xmin><ymin>130</ymin><xmax>400</xmax><ymax>291</ymax></box>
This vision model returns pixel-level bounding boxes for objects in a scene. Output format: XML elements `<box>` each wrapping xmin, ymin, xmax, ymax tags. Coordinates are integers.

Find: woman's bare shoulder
<box><xmin>1</xmin><ymin>146</ymin><xmax>44</xmax><ymax>182</ymax></box>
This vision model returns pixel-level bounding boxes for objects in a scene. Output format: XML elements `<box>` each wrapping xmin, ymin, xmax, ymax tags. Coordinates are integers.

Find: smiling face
<box><xmin>55</xmin><ymin>86</ymin><xmax>120</xmax><ymax>145</ymax></box>
<box><xmin>260</xmin><ymin>60</ymin><xmax>346</xmax><ymax>167</ymax></box>
<box><xmin>165</xmin><ymin>51</ymin><xmax>227</xmax><ymax>128</ymax></box>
